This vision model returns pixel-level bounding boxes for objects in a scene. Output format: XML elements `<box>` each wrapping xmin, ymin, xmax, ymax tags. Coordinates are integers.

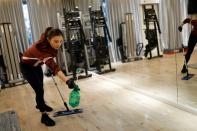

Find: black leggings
<box><xmin>20</xmin><ymin>62</ymin><xmax>46</xmax><ymax>112</ymax></box>
<box><xmin>185</xmin><ymin>33</ymin><xmax>197</xmax><ymax>64</ymax></box>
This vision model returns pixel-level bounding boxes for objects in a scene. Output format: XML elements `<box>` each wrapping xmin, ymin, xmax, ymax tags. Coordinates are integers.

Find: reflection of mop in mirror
<box><xmin>178</xmin><ymin>22</ymin><xmax>194</xmax><ymax>80</ymax></box>
<box><xmin>181</xmin><ymin>44</ymin><xmax>195</xmax><ymax>80</ymax></box>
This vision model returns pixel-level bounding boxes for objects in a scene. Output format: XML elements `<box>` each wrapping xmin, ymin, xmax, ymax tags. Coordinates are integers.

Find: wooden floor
<box><xmin>1</xmin><ymin>62</ymin><xmax>197</xmax><ymax>131</ymax></box>
<box><xmin>103</xmin><ymin>51</ymin><xmax>197</xmax><ymax>110</ymax></box>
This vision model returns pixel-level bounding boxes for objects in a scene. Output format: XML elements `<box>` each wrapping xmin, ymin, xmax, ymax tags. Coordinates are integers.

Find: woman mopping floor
<box><xmin>20</xmin><ymin>27</ymin><xmax>76</xmax><ymax>126</ymax></box>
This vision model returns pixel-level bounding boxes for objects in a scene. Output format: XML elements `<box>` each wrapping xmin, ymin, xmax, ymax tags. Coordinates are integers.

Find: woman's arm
<box><xmin>45</xmin><ymin>58</ymin><xmax>76</xmax><ymax>89</ymax></box>
<box><xmin>191</xmin><ymin>19</ymin><xmax>197</xmax><ymax>26</ymax></box>
<box><xmin>183</xmin><ymin>18</ymin><xmax>191</xmax><ymax>25</ymax></box>
<box><xmin>45</xmin><ymin>58</ymin><xmax>68</xmax><ymax>82</ymax></box>
<box><xmin>178</xmin><ymin>18</ymin><xmax>191</xmax><ymax>32</ymax></box>
<box><xmin>56</xmin><ymin>70</ymin><xmax>69</xmax><ymax>82</ymax></box>
<box><xmin>56</xmin><ymin>70</ymin><xmax>75</xmax><ymax>89</ymax></box>
<box><xmin>182</xmin><ymin>18</ymin><xmax>197</xmax><ymax>26</ymax></box>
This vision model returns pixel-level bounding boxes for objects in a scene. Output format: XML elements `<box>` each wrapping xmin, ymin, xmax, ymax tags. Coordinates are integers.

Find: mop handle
<box><xmin>182</xmin><ymin>44</ymin><xmax>189</xmax><ymax>75</ymax></box>
<box><xmin>51</xmin><ymin>75</ymin><xmax>70</xmax><ymax>111</ymax></box>
<box><xmin>51</xmin><ymin>75</ymin><xmax>64</xmax><ymax>101</ymax></box>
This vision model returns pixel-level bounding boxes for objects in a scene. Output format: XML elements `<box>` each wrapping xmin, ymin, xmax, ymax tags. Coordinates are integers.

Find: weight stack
<box><xmin>125</xmin><ymin>13</ymin><xmax>137</xmax><ymax>59</ymax></box>
<box><xmin>0</xmin><ymin>23</ymin><xmax>23</xmax><ymax>86</ymax></box>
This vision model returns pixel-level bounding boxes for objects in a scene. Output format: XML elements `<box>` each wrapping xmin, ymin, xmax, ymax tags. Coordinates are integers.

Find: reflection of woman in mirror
<box><xmin>178</xmin><ymin>15</ymin><xmax>197</xmax><ymax>73</ymax></box>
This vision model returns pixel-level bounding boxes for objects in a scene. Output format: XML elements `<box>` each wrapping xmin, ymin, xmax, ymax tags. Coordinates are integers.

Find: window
<box><xmin>22</xmin><ymin>0</ymin><xmax>33</xmax><ymax>45</ymax></box>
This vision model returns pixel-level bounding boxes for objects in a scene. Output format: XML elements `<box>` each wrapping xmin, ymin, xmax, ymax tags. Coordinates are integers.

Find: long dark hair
<box><xmin>40</xmin><ymin>27</ymin><xmax>64</xmax><ymax>41</ymax></box>
<box><xmin>46</xmin><ymin>28</ymin><xmax>64</xmax><ymax>40</ymax></box>
<box><xmin>40</xmin><ymin>27</ymin><xmax>53</xmax><ymax>41</ymax></box>
<box><xmin>36</xmin><ymin>28</ymin><xmax>64</xmax><ymax>52</ymax></box>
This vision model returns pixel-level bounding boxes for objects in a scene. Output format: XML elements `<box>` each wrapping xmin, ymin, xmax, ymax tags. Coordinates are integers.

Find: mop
<box><xmin>50</xmin><ymin>69</ymin><xmax>83</xmax><ymax>117</ymax></box>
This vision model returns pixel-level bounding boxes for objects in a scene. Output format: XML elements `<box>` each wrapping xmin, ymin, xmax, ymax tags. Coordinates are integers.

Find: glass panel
<box><xmin>177</xmin><ymin>47</ymin><xmax>197</xmax><ymax>109</ymax></box>
<box><xmin>22</xmin><ymin>2</ymin><xmax>33</xmax><ymax>45</ymax></box>
<box><xmin>103</xmin><ymin>2</ymin><xmax>178</xmax><ymax>104</ymax></box>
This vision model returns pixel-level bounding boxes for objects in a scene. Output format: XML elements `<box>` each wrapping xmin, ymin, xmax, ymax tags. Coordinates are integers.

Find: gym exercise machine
<box><xmin>0</xmin><ymin>54</ymin><xmax>7</xmax><ymax>88</ymax></box>
<box><xmin>61</xmin><ymin>8</ymin><xmax>92</xmax><ymax>79</ymax></box>
<box><xmin>0</xmin><ymin>23</ymin><xmax>24</xmax><ymax>87</ymax></box>
<box><xmin>116</xmin><ymin>22</ymin><xmax>128</xmax><ymax>63</ymax></box>
<box><xmin>81</xmin><ymin>13</ymin><xmax>97</xmax><ymax>71</ymax></box>
<box><xmin>89</xmin><ymin>6</ymin><xmax>115</xmax><ymax>74</ymax></box>
<box><xmin>143</xmin><ymin>5</ymin><xmax>163</xmax><ymax>59</ymax></box>
<box><xmin>117</xmin><ymin>13</ymin><xmax>143</xmax><ymax>63</ymax></box>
